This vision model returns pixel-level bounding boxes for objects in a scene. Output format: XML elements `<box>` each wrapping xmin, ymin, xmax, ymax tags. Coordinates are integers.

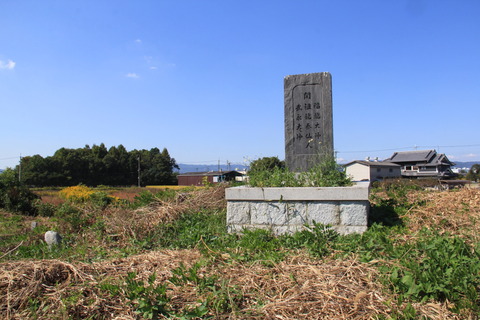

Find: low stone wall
<box><xmin>225</xmin><ymin>182</ymin><xmax>370</xmax><ymax>235</ymax></box>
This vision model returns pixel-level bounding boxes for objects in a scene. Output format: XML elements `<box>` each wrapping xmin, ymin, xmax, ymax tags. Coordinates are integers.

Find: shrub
<box><xmin>248</xmin><ymin>157</ymin><xmax>351</xmax><ymax>187</ymax></box>
<box><xmin>280</xmin><ymin>222</ymin><xmax>338</xmax><ymax>257</ymax></box>
<box><xmin>33</xmin><ymin>199</ymin><xmax>56</xmax><ymax>217</ymax></box>
<box><xmin>59</xmin><ymin>185</ymin><xmax>117</xmax><ymax>209</ymax></box>
<box><xmin>55</xmin><ymin>203</ymin><xmax>88</xmax><ymax>232</ymax></box>
<box><xmin>0</xmin><ymin>168</ymin><xmax>39</xmax><ymax>215</ymax></box>
<box><xmin>89</xmin><ymin>191</ymin><xmax>114</xmax><ymax>209</ymax></box>
<box><xmin>132</xmin><ymin>190</ymin><xmax>156</xmax><ymax>207</ymax></box>
<box><xmin>298</xmin><ymin>157</ymin><xmax>352</xmax><ymax>187</ymax></box>
<box><xmin>249</xmin><ymin>156</ymin><xmax>285</xmax><ymax>173</ymax></box>
<box><xmin>59</xmin><ymin>185</ymin><xmax>94</xmax><ymax>202</ymax></box>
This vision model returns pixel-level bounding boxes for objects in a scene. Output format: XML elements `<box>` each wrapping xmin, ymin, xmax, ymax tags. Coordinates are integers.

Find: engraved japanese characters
<box><xmin>284</xmin><ymin>72</ymin><xmax>333</xmax><ymax>171</ymax></box>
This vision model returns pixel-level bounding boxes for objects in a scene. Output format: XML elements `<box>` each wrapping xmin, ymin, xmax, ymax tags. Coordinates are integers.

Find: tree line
<box><xmin>16</xmin><ymin>144</ymin><xmax>179</xmax><ymax>187</ymax></box>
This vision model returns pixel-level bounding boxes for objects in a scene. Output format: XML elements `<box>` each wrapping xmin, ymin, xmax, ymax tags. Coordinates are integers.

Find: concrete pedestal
<box><xmin>226</xmin><ymin>182</ymin><xmax>370</xmax><ymax>235</ymax></box>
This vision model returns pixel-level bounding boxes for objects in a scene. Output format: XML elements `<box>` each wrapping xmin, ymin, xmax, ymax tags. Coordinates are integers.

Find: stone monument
<box><xmin>284</xmin><ymin>72</ymin><xmax>333</xmax><ymax>171</ymax></box>
<box><xmin>225</xmin><ymin>72</ymin><xmax>369</xmax><ymax>236</ymax></box>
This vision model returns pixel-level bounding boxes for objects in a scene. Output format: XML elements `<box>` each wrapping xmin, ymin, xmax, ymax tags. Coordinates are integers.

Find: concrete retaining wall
<box><xmin>225</xmin><ymin>182</ymin><xmax>370</xmax><ymax>235</ymax></box>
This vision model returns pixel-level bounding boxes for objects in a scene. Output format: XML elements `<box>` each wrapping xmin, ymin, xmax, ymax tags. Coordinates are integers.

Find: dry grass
<box><xmin>146</xmin><ymin>185</ymin><xmax>202</xmax><ymax>190</ymax></box>
<box><xmin>0</xmin><ymin>250</ymin><xmax>201</xmax><ymax>319</ymax></box>
<box><xmin>1</xmin><ymin>250</ymin><xmax>462</xmax><ymax>319</ymax></box>
<box><xmin>404</xmin><ymin>188</ymin><xmax>480</xmax><ymax>241</ymax></box>
<box><xmin>102</xmin><ymin>185</ymin><xmax>226</xmax><ymax>243</ymax></box>
<box><xmin>1</xmin><ymin>186</ymin><xmax>478</xmax><ymax>319</ymax></box>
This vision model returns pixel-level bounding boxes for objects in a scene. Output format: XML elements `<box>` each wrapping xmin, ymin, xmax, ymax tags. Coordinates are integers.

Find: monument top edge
<box><xmin>284</xmin><ymin>72</ymin><xmax>331</xmax><ymax>79</ymax></box>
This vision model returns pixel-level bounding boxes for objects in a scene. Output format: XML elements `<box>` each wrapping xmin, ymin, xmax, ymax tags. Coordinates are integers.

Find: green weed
<box><xmin>170</xmin><ymin>262</ymin><xmax>217</xmax><ymax>292</ymax></box>
<box><xmin>386</xmin><ymin>231</ymin><xmax>480</xmax><ymax>311</ymax></box>
<box><xmin>248</xmin><ymin>157</ymin><xmax>351</xmax><ymax>187</ymax></box>
<box><xmin>124</xmin><ymin>272</ymin><xmax>171</xmax><ymax>319</ymax></box>
<box><xmin>234</xmin><ymin>228</ymin><xmax>286</xmax><ymax>264</ymax></box>
<box><xmin>280</xmin><ymin>222</ymin><xmax>338</xmax><ymax>257</ymax></box>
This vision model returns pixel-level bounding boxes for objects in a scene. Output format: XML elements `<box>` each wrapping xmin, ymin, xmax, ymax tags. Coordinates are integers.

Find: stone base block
<box><xmin>226</xmin><ymin>184</ymin><xmax>370</xmax><ymax>235</ymax></box>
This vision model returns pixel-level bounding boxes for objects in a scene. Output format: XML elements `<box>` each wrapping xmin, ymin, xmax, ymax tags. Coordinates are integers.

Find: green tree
<box><xmin>138</xmin><ymin>147</ymin><xmax>179</xmax><ymax>186</ymax></box>
<box><xmin>20</xmin><ymin>155</ymin><xmax>49</xmax><ymax>186</ymax></box>
<box><xmin>466</xmin><ymin>164</ymin><xmax>480</xmax><ymax>182</ymax></box>
<box><xmin>103</xmin><ymin>145</ymin><xmax>135</xmax><ymax>185</ymax></box>
<box><xmin>15</xmin><ymin>144</ymin><xmax>178</xmax><ymax>187</ymax></box>
<box><xmin>249</xmin><ymin>156</ymin><xmax>285</xmax><ymax>173</ymax></box>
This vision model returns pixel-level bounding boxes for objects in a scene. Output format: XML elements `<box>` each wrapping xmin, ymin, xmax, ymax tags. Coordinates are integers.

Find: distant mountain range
<box><xmin>177</xmin><ymin>163</ymin><xmax>248</xmax><ymax>174</ymax></box>
<box><xmin>452</xmin><ymin>161</ymin><xmax>480</xmax><ymax>169</ymax></box>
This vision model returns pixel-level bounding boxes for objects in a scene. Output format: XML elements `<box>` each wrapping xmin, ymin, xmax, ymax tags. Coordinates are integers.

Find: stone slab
<box><xmin>225</xmin><ymin>183</ymin><xmax>369</xmax><ymax>201</ymax></box>
<box><xmin>307</xmin><ymin>201</ymin><xmax>340</xmax><ymax>225</ymax></box>
<box><xmin>284</xmin><ymin>72</ymin><xmax>334</xmax><ymax>171</ymax></box>
<box><xmin>340</xmin><ymin>201</ymin><xmax>369</xmax><ymax>226</ymax></box>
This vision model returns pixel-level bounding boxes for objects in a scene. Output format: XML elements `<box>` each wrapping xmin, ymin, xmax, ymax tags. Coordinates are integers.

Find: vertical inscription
<box><xmin>292</xmin><ymin>84</ymin><xmax>323</xmax><ymax>154</ymax></box>
<box><xmin>285</xmin><ymin>72</ymin><xmax>333</xmax><ymax>172</ymax></box>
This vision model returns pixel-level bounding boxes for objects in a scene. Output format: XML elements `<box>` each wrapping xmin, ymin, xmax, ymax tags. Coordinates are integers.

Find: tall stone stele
<box><xmin>284</xmin><ymin>72</ymin><xmax>334</xmax><ymax>172</ymax></box>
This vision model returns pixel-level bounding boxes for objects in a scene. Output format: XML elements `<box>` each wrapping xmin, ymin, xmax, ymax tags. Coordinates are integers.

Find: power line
<box><xmin>337</xmin><ymin>146</ymin><xmax>412</xmax><ymax>154</ymax></box>
<box><xmin>0</xmin><ymin>156</ymin><xmax>20</xmax><ymax>161</ymax></box>
<box><xmin>416</xmin><ymin>144</ymin><xmax>480</xmax><ymax>149</ymax></box>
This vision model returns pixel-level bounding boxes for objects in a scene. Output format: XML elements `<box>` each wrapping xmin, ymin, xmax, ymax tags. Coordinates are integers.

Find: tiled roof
<box><xmin>386</xmin><ymin>150</ymin><xmax>455</xmax><ymax>166</ymax></box>
<box><xmin>344</xmin><ymin>160</ymin><xmax>400</xmax><ymax>167</ymax></box>
<box><xmin>386</xmin><ymin>150</ymin><xmax>436</xmax><ymax>162</ymax></box>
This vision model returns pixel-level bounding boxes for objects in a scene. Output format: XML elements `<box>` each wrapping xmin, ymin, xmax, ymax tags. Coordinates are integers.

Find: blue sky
<box><xmin>1</xmin><ymin>0</ymin><xmax>479</xmax><ymax>169</ymax></box>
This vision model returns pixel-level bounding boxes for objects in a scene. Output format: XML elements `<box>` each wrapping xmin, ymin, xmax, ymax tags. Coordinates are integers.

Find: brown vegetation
<box><xmin>1</xmin><ymin>186</ymin><xmax>479</xmax><ymax>319</ymax></box>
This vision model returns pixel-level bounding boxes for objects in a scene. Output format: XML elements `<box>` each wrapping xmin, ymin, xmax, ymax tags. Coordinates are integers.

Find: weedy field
<box><xmin>0</xmin><ymin>183</ymin><xmax>479</xmax><ymax>319</ymax></box>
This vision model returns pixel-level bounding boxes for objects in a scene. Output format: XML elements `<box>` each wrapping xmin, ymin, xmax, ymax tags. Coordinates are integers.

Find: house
<box><xmin>344</xmin><ymin>160</ymin><xmax>401</xmax><ymax>182</ymax></box>
<box><xmin>385</xmin><ymin>150</ymin><xmax>456</xmax><ymax>178</ymax></box>
<box><xmin>177</xmin><ymin>170</ymin><xmax>243</xmax><ymax>186</ymax></box>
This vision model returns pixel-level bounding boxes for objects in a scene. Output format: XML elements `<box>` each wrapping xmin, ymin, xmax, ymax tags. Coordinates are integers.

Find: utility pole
<box><xmin>18</xmin><ymin>154</ymin><xmax>22</xmax><ymax>182</ymax></box>
<box><xmin>137</xmin><ymin>156</ymin><xmax>141</xmax><ymax>187</ymax></box>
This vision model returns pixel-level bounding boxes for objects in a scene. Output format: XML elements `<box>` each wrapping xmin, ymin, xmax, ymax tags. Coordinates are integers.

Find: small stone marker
<box><xmin>284</xmin><ymin>72</ymin><xmax>334</xmax><ymax>171</ymax></box>
<box><xmin>31</xmin><ymin>221</ymin><xmax>38</xmax><ymax>230</ymax></box>
<box><xmin>44</xmin><ymin>231</ymin><xmax>62</xmax><ymax>247</ymax></box>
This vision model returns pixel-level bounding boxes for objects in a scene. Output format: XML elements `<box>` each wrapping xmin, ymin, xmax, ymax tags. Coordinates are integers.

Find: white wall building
<box><xmin>344</xmin><ymin>160</ymin><xmax>401</xmax><ymax>182</ymax></box>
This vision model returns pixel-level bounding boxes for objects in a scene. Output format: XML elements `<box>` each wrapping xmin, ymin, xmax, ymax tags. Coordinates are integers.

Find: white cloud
<box><xmin>0</xmin><ymin>59</ymin><xmax>15</xmax><ymax>70</ymax></box>
<box><xmin>149</xmin><ymin>66</ymin><xmax>158</xmax><ymax>70</ymax></box>
<box><xmin>126</xmin><ymin>73</ymin><xmax>139</xmax><ymax>79</ymax></box>
<box><xmin>135</xmin><ymin>39</ymin><xmax>142</xmax><ymax>44</ymax></box>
